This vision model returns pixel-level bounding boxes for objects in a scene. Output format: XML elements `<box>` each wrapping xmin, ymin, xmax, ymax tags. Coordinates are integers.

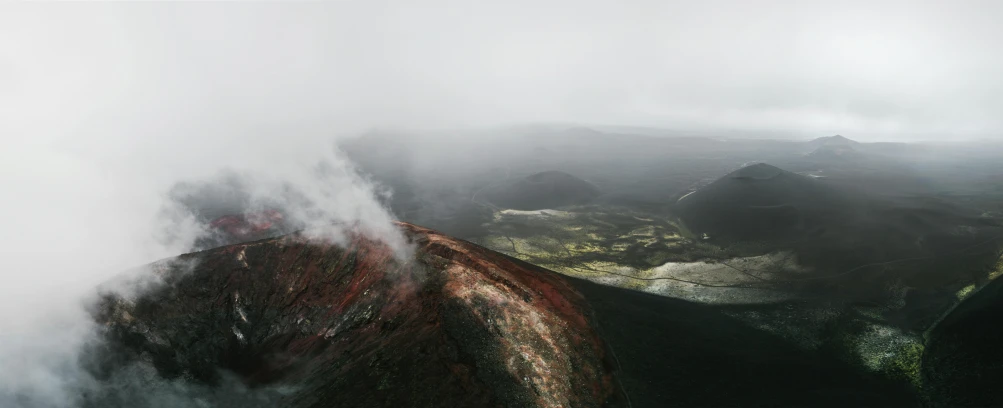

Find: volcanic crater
<box><xmin>88</xmin><ymin>222</ymin><xmax>624</xmax><ymax>408</ymax></box>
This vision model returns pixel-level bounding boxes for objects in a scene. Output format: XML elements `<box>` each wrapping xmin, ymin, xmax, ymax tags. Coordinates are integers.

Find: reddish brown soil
<box><xmin>93</xmin><ymin>222</ymin><xmax>623</xmax><ymax>408</ymax></box>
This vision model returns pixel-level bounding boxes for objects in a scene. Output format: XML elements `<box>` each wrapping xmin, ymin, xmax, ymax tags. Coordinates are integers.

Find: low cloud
<box><xmin>162</xmin><ymin>147</ymin><xmax>409</xmax><ymax>256</ymax></box>
<box><xmin>0</xmin><ymin>141</ymin><xmax>407</xmax><ymax>406</ymax></box>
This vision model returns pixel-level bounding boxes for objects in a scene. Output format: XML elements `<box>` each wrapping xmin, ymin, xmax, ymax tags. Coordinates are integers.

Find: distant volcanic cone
<box><xmin>675</xmin><ymin>163</ymin><xmax>842</xmax><ymax>241</ymax></box>
<box><xmin>483</xmin><ymin>170</ymin><xmax>601</xmax><ymax>211</ymax></box>
<box><xmin>807</xmin><ymin>134</ymin><xmax>859</xmax><ymax>148</ymax></box>
<box><xmin>675</xmin><ymin>162</ymin><xmax>1000</xmax><ymax>282</ymax></box>
<box><xmin>88</xmin><ymin>222</ymin><xmax>622</xmax><ymax>408</ymax></box>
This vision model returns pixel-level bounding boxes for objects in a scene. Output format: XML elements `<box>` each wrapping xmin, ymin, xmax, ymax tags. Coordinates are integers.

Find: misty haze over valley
<box><xmin>3</xmin><ymin>1</ymin><xmax>1003</xmax><ymax>407</ymax></box>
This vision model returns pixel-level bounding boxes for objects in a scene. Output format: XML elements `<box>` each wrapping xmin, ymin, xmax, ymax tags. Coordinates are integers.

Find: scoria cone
<box><xmin>90</xmin><ymin>222</ymin><xmax>624</xmax><ymax>407</ymax></box>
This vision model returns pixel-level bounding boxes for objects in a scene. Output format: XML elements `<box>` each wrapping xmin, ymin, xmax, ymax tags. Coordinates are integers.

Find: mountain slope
<box><xmin>87</xmin><ymin>222</ymin><xmax>623</xmax><ymax>408</ymax></box>
<box><xmin>675</xmin><ymin>163</ymin><xmax>841</xmax><ymax>241</ymax></box>
<box><xmin>923</xmin><ymin>263</ymin><xmax>1003</xmax><ymax>407</ymax></box>
<box><xmin>808</xmin><ymin>134</ymin><xmax>859</xmax><ymax>148</ymax></box>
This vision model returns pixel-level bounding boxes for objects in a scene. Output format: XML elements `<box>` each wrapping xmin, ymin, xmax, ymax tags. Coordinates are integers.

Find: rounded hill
<box><xmin>809</xmin><ymin>134</ymin><xmax>859</xmax><ymax>148</ymax></box>
<box><xmin>483</xmin><ymin>170</ymin><xmax>601</xmax><ymax>210</ymax></box>
<box><xmin>675</xmin><ymin>163</ymin><xmax>841</xmax><ymax>241</ymax></box>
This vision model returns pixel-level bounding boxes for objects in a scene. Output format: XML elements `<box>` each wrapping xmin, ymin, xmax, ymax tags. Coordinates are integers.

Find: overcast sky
<box><xmin>3</xmin><ymin>0</ymin><xmax>1003</xmax><ymax>144</ymax></box>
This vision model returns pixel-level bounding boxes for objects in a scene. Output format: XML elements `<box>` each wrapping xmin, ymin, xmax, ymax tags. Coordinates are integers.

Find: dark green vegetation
<box><xmin>344</xmin><ymin>127</ymin><xmax>1003</xmax><ymax>406</ymax></box>
<box><xmin>923</xmin><ymin>256</ymin><xmax>1003</xmax><ymax>407</ymax></box>
<box><xmin>572</xmin><ymin>278</ymin><xmax>918</xmax><ymax>407</ymax></box>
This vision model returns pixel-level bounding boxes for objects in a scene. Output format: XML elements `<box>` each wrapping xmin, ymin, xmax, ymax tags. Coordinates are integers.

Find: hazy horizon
<box><xmin>4</xmin><ymin>1</ymin><xmax>1003</xmax><ymax>140</ymax></box>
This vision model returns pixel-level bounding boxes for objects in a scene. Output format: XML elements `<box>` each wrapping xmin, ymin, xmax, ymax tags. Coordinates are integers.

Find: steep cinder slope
<box><xmin>88</xmin><ymin>222</ymin><xmax>623</xmax><ymax>408</ymax></box>
<box><xmin>570</xmin><ymin>278</ymin><xmax>920</xmax><ymax>407</ymax></box>
<box><xmin>923</xmin><ymin>268</ymin><xmax>1003</xmax><ymax>407</ymax></box>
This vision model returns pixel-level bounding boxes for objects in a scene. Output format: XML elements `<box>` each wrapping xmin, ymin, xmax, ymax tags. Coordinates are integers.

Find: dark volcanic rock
<box><xmin>571</xmin><ymin>278</ymin><xmax>920</xmax><ymax>407</ymax></box>
<box><xmin>484</xmin><ymin>170</ymin><xmax>601</xmax><ymax>211</ymax></box>
<box><xmin>923</xmin><ymin>272</ymin><xmax>1003</xmax><ymax>407</ymax></box>
<box><xmin>90</xmin><ymin>222</ymin><xmax>622</xmax><ymax>408</ymax></box>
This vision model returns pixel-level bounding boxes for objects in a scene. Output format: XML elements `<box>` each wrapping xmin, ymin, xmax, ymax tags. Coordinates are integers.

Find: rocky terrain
<box><xmin>86</xmin><ymin>222</ymin><xmax>624</xmax><ymax>408</ymax></box>
<box><xmin>109</xmin><ymin>127</ymin><xmax>1003</xmax><ymax>407</ymax></box>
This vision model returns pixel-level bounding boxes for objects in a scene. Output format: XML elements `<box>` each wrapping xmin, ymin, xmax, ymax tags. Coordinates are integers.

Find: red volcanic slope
<box><xmin>209</xmin><ymin>209</ymin><xmax>285</xmax><ymax>240</ymax></box>
<box><xmin>95</xmin><ymin>222</ymin><xmax>623</xmax><ymax>408</ymax></box>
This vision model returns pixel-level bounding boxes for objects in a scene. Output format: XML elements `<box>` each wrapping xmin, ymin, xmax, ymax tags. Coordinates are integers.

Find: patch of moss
<box><xmin>988</xmin><ymin>256</ymin><xmax>1003</xmax><ymax>280</ymax></box>
<box><xmin>883</xmin><ymin>342</ymin><xmax>925</xmax><ymax>389</ymax></box>
<box><xmin>956</xmin><ymin>284</ymin><xmax>976</xmax><ymax>300</ymax></box>
<box><xmin>627</xmin><ymin>226</ymin><xmax>656</xmax><ymax>237</ymax></box>
<box><xmin>819</xmin><ymin>313</ymin><xmax>925</xmax><ymax>392</ymax></box>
